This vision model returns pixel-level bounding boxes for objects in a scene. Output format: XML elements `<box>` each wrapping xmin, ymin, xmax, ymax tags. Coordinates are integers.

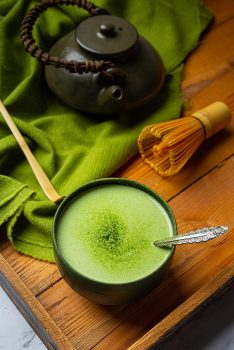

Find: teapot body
<box><xmin>45</xmin><ymin>15</ymin><xmax>165</xmax><ymax>114</ymax></box>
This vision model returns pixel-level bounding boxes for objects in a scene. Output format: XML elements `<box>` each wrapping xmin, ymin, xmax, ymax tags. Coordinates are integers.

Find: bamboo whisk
<box><xmin>138</xmin><ymin>102</ymin><xmax>232</xmax><ymax>176</ymax></box>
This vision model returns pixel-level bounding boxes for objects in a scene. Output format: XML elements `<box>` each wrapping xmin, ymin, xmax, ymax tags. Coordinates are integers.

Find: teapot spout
<box><xmin>98</xmin><ymin>85</ymin><xmax>125</xmax><ymax>114</ymax></box>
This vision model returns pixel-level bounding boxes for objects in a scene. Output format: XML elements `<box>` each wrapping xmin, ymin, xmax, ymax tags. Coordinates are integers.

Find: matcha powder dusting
<box><xmin>86</xmin><ymin>210</ymin><xmax>149</xmax><ymax>275</ymax></box>
<box><xmin>95</xmin><ymin>213</ymin><xmax>125</xmax><ymax>254</ymax></box>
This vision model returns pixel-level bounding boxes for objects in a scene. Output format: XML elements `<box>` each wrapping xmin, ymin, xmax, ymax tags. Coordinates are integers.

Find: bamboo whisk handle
<box><xmin>138</xmin><ymin>101</ymin><xmax>232</xmax><ymax>177</ymax></box>
<box><xmin>191</xmin><ymin>101</ymin><xmax>232</xmax><ymax>139</ymax></box>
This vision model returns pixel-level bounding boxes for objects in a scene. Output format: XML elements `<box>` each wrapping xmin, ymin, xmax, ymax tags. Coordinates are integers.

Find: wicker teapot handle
<box><xmin>20</xmin><ymin>0</ymin><xmax>114</xmax><ymax>74</ymax></box>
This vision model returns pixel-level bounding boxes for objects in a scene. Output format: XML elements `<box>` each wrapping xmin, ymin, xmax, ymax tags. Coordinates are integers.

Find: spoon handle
<box><xmin>0</xmin><ymin>100</ymin><xmax>64</xmax><ymax>203</ymax></box>
<box><xmin>154</xmin><ymin>226</ymin><xmax>228</xmax><ymax>247</ymax></box>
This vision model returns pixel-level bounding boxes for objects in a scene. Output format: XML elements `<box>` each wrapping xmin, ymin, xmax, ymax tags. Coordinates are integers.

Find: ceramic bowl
<box><xmin>53</xmin><ymin>178</ymin><xmax>177</xmax><ymax>305</ymax></box>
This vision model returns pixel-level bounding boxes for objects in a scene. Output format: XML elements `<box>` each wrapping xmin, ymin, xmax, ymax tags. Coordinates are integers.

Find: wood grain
<box><xmin>128</xmin><ymin>263</ymin><xmax>234</xmax><ymax>350</ymax></box>
<box><xmin>0</xmin><ymin>242</ymin><xmax>60</xmax><ymax>296</ymax></box>
<box><xmin>0</xmin><ymin>253</ymin><xmax>74</xmax><ymax>350</ymax></box>
<box><xmin>182</xmin><ymin>17</ymin><xmax>234</xmax><ymax>98</ymax></box>
<box><xmin>0</xmin><ymin>0</ymin><xmax>233</xmax><ymax>349</ymax></box>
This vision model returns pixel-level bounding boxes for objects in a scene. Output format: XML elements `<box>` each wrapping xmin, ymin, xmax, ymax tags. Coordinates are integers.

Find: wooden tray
<box><xmin>0</xmin><ymin>0</ymin><xmax>234</xmax><ymax>349</ymax></box>
<box><xmin>0</xmin><ymin>253</ymin><xmax>233</xmax><ymax>350</ymax></box>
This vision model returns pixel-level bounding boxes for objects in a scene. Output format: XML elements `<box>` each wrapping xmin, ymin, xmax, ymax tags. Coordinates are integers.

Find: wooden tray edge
<box><xmin>0</xmin><ymin>253</ymin><xmax>75</xmax><ymax>350</ymax></box>
<box><xmin>128</xmin><ymin>262</ymin><xmax>234</xmax><ymax>350</ymax></box>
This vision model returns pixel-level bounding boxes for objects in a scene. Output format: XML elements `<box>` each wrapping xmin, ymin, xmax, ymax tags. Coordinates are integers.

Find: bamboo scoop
<box><xmin>0</xmin><ymin>101</ymin><xmax>229</xmax><ymax>247</ymax></box>
<box><xmin>0</xmin><ymin>100</ymin><xmax>63</xmax><ymax>203</ymax></box>
<box><xmin>138</xmin><ymin>101</ymin><xmax>232</xmax><ymax>176</ymax></box>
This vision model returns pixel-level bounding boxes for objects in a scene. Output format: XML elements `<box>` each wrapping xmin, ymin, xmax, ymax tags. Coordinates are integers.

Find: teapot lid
<box><xmin>76</xmin><ymin>15</ymin><xmax>138</xmax><ymax>57</ymax></box>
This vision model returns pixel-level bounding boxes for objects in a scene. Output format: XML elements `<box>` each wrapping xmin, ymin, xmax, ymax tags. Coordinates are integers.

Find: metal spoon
<box><xmin>154</xmin><ymin>226</ymin><xmax>228</xmax><ymax>248</ymax></box>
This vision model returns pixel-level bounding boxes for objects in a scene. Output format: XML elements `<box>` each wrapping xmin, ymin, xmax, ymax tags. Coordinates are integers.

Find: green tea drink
<box><xmin>57</xmin><ymin>184</ymin><xmax>173</xmax><ymax>284</ymax></box>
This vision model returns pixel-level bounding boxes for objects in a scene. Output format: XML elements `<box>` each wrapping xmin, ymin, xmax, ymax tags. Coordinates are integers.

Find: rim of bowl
<box><xmin>53</xmin><ymin>178</ymin><xmax>177</xmax><ymax>286</ymax></box>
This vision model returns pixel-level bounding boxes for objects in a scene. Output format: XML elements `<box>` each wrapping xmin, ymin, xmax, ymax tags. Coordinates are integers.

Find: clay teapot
<box><xmin>20</xmin><ymin>0</ymin><xmax>165</xmax><ymax>114</ymax></box>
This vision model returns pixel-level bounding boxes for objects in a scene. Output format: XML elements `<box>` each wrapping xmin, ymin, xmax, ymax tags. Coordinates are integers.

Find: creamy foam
<box><xmin>57</xmin><ymin>184</ymin><xmax>173</xmax><ymax>284</ymax></box>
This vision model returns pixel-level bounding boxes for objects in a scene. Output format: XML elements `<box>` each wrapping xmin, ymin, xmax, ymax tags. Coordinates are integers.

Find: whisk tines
<box><xmin>138</xmin><ymin>102</ymin><xmax>231</xmax><ymax>176</ymax></box>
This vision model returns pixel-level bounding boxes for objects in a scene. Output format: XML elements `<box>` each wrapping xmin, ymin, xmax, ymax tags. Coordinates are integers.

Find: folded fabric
<box><xmin>0</xmin><ymin>0</ymin><xmax>212</xmax><ymax>261</ymax></box>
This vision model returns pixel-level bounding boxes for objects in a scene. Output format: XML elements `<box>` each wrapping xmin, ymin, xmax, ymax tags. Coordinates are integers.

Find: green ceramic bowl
<box><xmin>53</xmin><ymin>178</ymin><xmax>177</xmax><ymax>305</ymax></box>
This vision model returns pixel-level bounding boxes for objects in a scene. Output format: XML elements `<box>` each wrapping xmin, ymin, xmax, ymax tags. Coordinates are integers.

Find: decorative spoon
<box><xmin>154</xmin><ymin>226</ymin><xmax>228</xmax><ymax>247</ymax></box>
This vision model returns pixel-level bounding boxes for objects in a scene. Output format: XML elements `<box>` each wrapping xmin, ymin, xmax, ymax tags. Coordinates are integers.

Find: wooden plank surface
<box><xmin>0</xmin><ymin>241</ymin><xmax>59</xmax><ymax>296</ymax></box>
<box><xmin>128</xmin><ymin>263</ymin><xmax>234</xmax><ymax>350</ymax></box>
<box><xmin>0</xmin><ymin>253</ymin><xmax>74</xmax><ymax>350</ymax></box>
<box><xmin>0</xmin><ymin>0</ymin><xmax>234</xmax><ymax>349</ymax></box>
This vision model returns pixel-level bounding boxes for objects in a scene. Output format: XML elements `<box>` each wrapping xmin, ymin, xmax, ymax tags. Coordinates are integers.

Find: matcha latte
<box><xmin>56</xmin><ymin>182</ymin><xmax>174</xmax><ymax>284</ymax></box>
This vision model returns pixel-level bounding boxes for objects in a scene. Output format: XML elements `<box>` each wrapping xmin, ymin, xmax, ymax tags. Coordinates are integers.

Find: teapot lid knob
<box><xmin>76</xmin><ymin>15</ymin><xmax>138</xmax><ymax>57</ymax></box>
<box><xmin>99</xmin><ymin>23</ymin><xmax>115</xmax><ymax>36</ymax></box>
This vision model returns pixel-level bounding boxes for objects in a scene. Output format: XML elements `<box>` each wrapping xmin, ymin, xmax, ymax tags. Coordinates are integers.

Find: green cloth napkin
<box><xmin>0</xmin><ymin>0</ymin><xmax>212</xmax><ymax>262</ymax></box>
